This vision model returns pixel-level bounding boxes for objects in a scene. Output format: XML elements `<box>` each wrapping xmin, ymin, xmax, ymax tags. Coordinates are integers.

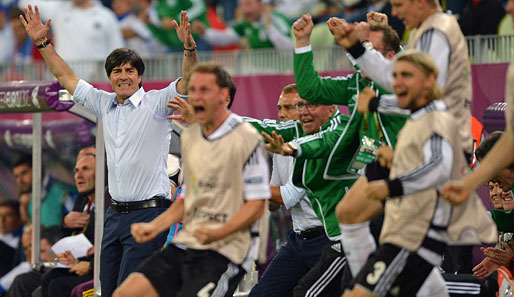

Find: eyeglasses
<box><xmin>361</xmin><ymin>41</ymin><xmax>392</xmax><ymax>56</ymax></box>
<box><xmin>295</xmin><ymin>102</ymin><xmax>319</xmax><ymax>111</ymax></box>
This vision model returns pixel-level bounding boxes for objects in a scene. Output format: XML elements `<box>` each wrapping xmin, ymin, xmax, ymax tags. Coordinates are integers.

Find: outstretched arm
<box><xmin>174</xmin><ymin>11</ymin><xmax>198</xmax><ymax>95</ymax></box>
<box><xmin>442</xmin><ymin>131</ymin><xmax>514</xmax><ymax>204</ymax></box>
<box><xmin>20</xmin><ymin>5</ymin><xmax>79</xmax><ymax>94</ymax></box>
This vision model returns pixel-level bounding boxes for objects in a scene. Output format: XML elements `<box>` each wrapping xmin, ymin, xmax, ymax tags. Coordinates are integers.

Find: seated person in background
<box><xmin>6</xmin><ymin>226</ymin><xmax>62</xmax><ymax>297</ymax></box>
<box><xmin>191</xmin><ymin>0</ymin><xmax>292</xmax><ymax>49</ymax></box>
<box><xmin>0</xmin><ymin>201</ymin><xmax>24</xmax><ymax>278</ymax></box>
<box><xmin>39</xmin><ymin>152</ymin><xmax>97</xmax><ymax>297</ymax></box>
<box><xmin>12</xmin><ymin>154</ymin><xmax>77</xmax><ymax>227</ymax></box>
<box><xmin>468</xmin><ymin>132</ymin><xmax>514</xmax><ymax>279</ymax></box>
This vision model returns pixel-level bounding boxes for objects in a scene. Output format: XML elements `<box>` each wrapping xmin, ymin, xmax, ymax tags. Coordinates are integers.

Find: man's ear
<box><xmin>424</xmin><ymin>73</ymin><xmax>436</xmax><ymax>90</ymax></box>
<box><xmin>220</xmin><ymin>87</ymin><xmax>229</xmax><ymax>103</ymax></box>
<box><xmin>385</xmin><ymin>50</ymin><xmax>396</xmax><ymax>60</ymax></box>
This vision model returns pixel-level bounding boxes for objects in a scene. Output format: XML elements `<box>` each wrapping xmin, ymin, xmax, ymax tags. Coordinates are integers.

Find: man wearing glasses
<box><xmin>246</xmin><ymin>98</ymin><xmax>355</xmax><ymax>297</ymax></box>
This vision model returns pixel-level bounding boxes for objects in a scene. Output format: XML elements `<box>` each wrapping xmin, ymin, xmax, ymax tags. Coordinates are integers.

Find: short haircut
<box><xmin>281</xmin><ymin>84</ymin><xmax>298</xmax><ymax>95</ymax></box>
<box><xmin>225</xmin><ymin>70</ymin><xmax>237</xmax><ymax>109</ymax></box>
<box><xmin>475</xmin><ymin>131</ymin><xmax>503</xmax><ymax>161</ymax></box>
<box><xmin>105</xmin><ymin>48</ymin><xmax>145</xmax><ymax>88</ymax></box>
<box><xmin>191</xmin><ymin>63</ymin><xmax>232</xmax><ymax>90</ymax></box>
<box><xmin>0</xmin><ymin>200</ymin><xmax>20</xmax><ymax>218</ymax></box>
<box><xmin>13</xmin><ymin>154</ymin><xmax>32</xmax><ymax>169</ymax></box>
<box><xmin>394</xmin><ymin>49</ymin><xmax>442</xmax><ymax>101</ymax></box>
<box><xmin>41</xmin><ymin>226</ymin><xmax>63</xmax><ymax>245</ymax></box>
<box><xmin>370</xmin><ymin>24</ymin><xmax>401</xmax><ymax>54</ymax></box>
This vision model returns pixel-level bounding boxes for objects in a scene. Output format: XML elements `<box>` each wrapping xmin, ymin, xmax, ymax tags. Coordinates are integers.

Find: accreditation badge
<box><xmin>347</xmin><ymin>136</ymin><xmax>381</xmax><ymax>175</ymax></box>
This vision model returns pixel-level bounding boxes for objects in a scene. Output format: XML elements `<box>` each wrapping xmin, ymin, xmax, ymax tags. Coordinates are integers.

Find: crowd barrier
<box><xmin>1</xmin><ymin>35</ymin><xmax>512</xmax><ymax>82</ymax></box>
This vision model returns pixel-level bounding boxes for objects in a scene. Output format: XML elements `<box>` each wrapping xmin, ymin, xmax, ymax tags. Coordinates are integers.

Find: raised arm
<box><xmin>20</xmin><ymin>5</ymin><xmax>79</xmax><ymax>94</ymax></box>
<box><xmin>174</xmin><ymin>11</ymin><xmax>198</xmax><ymax>95</ymax></box>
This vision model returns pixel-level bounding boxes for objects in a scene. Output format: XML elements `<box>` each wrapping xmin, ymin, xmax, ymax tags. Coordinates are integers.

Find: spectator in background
<box><xmin>39</xmin><ymin>153</ymin><xmax>97</xmax><ymax>297</ymax></box>
<box><xmin>209</xmin><ymin>0</ymin><xmax>238</xmax><ymax>24</ymax></box>
<box><xmin>0</xmin><ymin>201</ymin><xmax>24</xmax><ymax>278</ymax></box>
<box><xmin>18</xmin><ymin>0</ymin><xmax>124</xmax><ymax>74</ymax></box>
<box><xmin>144</xmin><ymin>0</ymin><xmax>210</xmax><ymax>51</ymax></box>
<box><xmin>112</xmin><ymin>0</ymin><xmax>167</xmax><ymax>57</ymax></box>
<box><xmin>8</xmin><ymin>7</ymin><xmax>44</xmax><ymax>63</ymax></box>
<box><xmin>192</xmin><ymin>0</ymin><xmax>293</xmax><ymax>49</ymax></box>
<box><xmin>12</xmin><ymin>155</ymin><xmax>77</xmax><ymax>228</ymax></box>
<box><xmin>0</xmin><ymin>8</ymin><xmax>14</xmax><ymax>63</ymax></box>
<box><xmin>6</xmin><ymin>226</ymin><xmax>62</xmax><ymax>297</ymax></box>
<box><xmin>458</xmin><ymin>0</ymin><xmax>505</xmax><ymax>36</ymax></box>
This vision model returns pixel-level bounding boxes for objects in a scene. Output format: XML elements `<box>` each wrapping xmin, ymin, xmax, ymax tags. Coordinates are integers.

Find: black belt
<box><xmin>111</xmin><ymin>198</ymin><xmax>171</xmax><ymax>214</ymax></box>
<box><xmin>298</xmin><ymin>226</ymin><xmax>325</xmax><ymax>240</ymax></box>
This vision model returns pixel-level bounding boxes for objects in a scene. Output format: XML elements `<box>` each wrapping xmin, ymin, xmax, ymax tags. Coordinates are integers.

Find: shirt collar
<box><xmin>110</xmin><ymin>87</ymin><xmax>146</xmax><ymax>108</ymax></box>
<box><xmin>410</xmin><ymin>100</ymin><xmax>447</xmax><ymax>121</ymax></box>
<box><xmin>207</xmin><ymin>112</ymin><xmax>243</xmax><ymax>140</ymax></box>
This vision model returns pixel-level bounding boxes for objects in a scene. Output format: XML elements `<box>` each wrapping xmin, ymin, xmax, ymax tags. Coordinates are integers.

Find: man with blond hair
<box><xmin>340</xmin><ymin>50</ymin><xmax>496</xmax><ymax>297</ymax></box>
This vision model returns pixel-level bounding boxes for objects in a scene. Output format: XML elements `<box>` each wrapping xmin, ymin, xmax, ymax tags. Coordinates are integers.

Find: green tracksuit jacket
<box><xmin>245</xmin><ymin>110</ymin><xmax>352</xmax><ymax>240</ymax></box>
<box><xmin>294</xmin><ymin>49</ymin><xmax>407</xmax><ymax>156</ymax></box>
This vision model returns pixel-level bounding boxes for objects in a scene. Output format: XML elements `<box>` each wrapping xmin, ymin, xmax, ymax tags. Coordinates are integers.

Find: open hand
<box><xmin>472</xmin><ymin>257</ymin><xmax>499</xmax><ymax>278</ymax></box>
<box><xmin>261</xmin><ymin>131</ymin><xmax>293</xmax><ymax>156</ymax></box>
<box><xmin>173</xmin><ymin>11</ymin><xmax>196</xmax><ymax>49</ymax></box>
<box><xmin>482</xmin><ymin>243</ymin><xmax>514</xmax><ymax>266</ymax></box>
<box><xmin>167</xmin><ymin>96</ymin><xmax>195</xmax><ymax>124</ymax></box>
<box><xmin>20</xmin><ymin>5</ymin><xmax>50</xmax><ymax>45</ymax></box>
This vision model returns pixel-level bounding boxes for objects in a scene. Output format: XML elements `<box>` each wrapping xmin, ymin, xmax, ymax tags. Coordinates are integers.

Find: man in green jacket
<box><xmin>292</xmin><ymin>13</ymin><xmax>407</xmax><ymax>279</ymax></box>
<box><xmin>246</xmin><ymin>100</ymin><xmax>355</xmax><ymax>297</ymax></box>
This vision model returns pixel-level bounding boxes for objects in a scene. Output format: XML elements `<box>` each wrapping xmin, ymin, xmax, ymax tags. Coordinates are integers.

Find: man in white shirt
<box><xmin>249</xmin><ymin>84</ymin><xmax>330</xmax><ymax>297</ymax></box>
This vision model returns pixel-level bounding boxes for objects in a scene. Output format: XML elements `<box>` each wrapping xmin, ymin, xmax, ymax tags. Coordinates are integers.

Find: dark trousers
<box><xmin>41</xmin><ymin>268</ymin><xmax>92</xmax><ymax>297</ymax></box>
<box><xmin>249</xmin><ymin>230</ymin><xmax>331</xmax><ymax>297</ymax></box>
<box><xmin>6</xmin><ymin>270</ymin><xmax>42</xmax><ymax>297</ymax></box>
<box><xmin>100</xmin><ymin>207</ymin><xmax>168</xmax><ymax>297</ymax></box>
<box><xmin>293</xmin><ymin>241</ymin><xmax>347</xmax><ymax>297</ymax></box>
<box><xmin>443</xmin><ymin>272</ymin><xmax>498</xmax><ymax>297</ymax></box>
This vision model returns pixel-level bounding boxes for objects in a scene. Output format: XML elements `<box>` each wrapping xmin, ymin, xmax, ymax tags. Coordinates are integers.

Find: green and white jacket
<box><xmin>294</xmin><ymin>46</ymin><xmax>407</xmax><ymax>179</ymax></box>
<box><xmin>245</xmin><ymin>110</ymin><xmax>352</xmax><ymax>240</ymax></box>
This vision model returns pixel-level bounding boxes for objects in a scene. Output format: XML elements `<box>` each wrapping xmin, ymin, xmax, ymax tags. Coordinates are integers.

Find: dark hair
<box><xmin>281</xmin><ymin>83</ymin><xmax>298</xmax><ymax>95</ymax></box>
<box><xmin>105</xmin><ymin>48</ymin><xmax>145</xmax><ymax>88</ymax></box>
<box><xmin>13</xmin><ymin>154</ymin><xmax>32</xmax><ymax>169</ymax></box>
<box><xmin>0</xmin><ymin>200</ymin><xmax>20</xmax><ymax>218</ymax></box>
<box><xmin>226</xmin><ymin>71</ymin><xmax>237</xmax><ymax>109</ymax></box>
<box><xmin>370</xmin><ymin>24</ymin><xmax>401</xmax><ymax>54</ymax></box>
<box><xmin>191</xmin><ymin>63</ymin><xmax>232</xmax><ymax>90</ymax></box>
<box><xmin>41</xmin><ymin>226</ymin><xmax>63</xmax><ymax>245</ymax></box>
<box><xmin>475</xmin><ymin>131</ymin><xmax>503</xmax><ymax>161</ymax></box>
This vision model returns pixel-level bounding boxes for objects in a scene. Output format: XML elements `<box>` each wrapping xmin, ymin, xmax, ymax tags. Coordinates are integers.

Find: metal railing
<box><xmin>0</xmin><ymin>34</ymin><xmax>512</xmax><ymax>82</ymax></box>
